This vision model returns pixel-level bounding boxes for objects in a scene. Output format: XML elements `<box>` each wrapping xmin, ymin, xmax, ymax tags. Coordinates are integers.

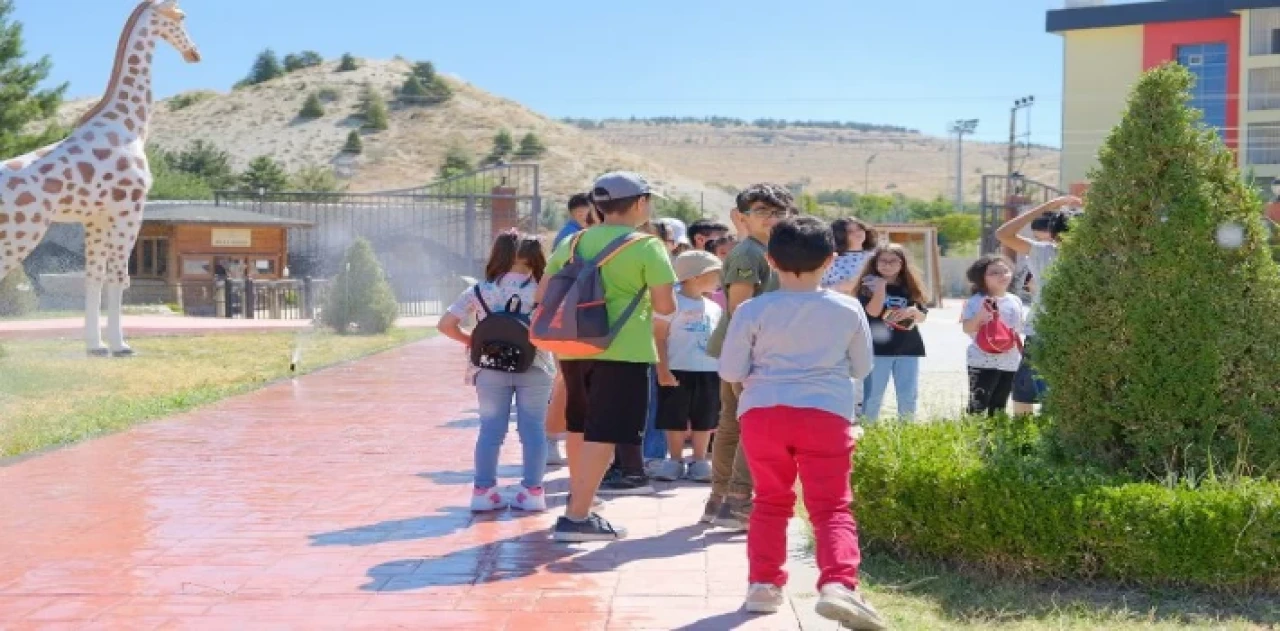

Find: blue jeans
<box><xmin>474</xmin><ymin>369</ymin><xmax>553</xmax><ymax>489</ymax></box>
<box><xmin>861</xmin><ymin>356</ymin><xmax>921</xmax><ymax>422</ymax></box>
<box><xmin>642</xmin><ymin>366</ymin><xmax>667</xmax><ymax>460</ymax></box>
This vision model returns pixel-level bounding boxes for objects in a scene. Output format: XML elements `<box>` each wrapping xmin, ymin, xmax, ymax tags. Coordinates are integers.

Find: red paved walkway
<box><xmin>0</xmin><ymin>315</ymin><xmax>437</xmax><ymax>340</ymax></box>
<box><xmin>0</xmin><ymin>336</ymin><xmax>824</xmax><ymax>630</ymax></box>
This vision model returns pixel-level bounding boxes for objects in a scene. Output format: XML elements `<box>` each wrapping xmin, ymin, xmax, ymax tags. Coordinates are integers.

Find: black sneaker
<box><xmin>552</xmin><ymin>513</ymin><xmax>628</xmax><ymax>542</ymax></box>
<box><xmin>598</xmin><ymin>472</ymin><xmax>656</xmax><ymax>496</ymax></box>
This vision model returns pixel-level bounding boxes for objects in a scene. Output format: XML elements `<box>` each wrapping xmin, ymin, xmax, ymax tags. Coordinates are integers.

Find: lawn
<box><xmin>797</xmin><ymin>511</ymin><xmax>1279</xmax><ymax>630</ymax></box>
<box><xmin>0</xmin><ymin>328</ymin><xmax>432</xmax><ymax>458</ymax></box>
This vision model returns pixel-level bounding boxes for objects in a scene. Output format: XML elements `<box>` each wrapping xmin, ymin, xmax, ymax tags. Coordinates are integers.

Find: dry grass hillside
<box><xmin>54</xmin><ymin>56</ymin><xmax>1061</xmax><ymax>210</ymax></box>
<box><xmin>579</xmin><ymin>122</ymin><xmax>1062</xmax><ymax>202</ymax></box>
<box><xmin>55</xmin><ymin>58</ymin><xmax>738</xmax><ymax>212</ymax></box>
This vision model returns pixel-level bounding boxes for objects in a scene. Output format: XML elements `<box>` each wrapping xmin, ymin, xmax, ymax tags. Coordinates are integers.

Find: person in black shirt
<box><xmin>854</xmin><ymin>244</ymin><xmax>929</xmax><ymax>421</ymax></box>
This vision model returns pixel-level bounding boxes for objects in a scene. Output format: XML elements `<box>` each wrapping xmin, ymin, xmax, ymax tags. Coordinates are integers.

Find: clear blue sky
<box><xmin>14</xmin><ymin>0</ymin><xmax>1067</xmax><ymax>146</ymax></box>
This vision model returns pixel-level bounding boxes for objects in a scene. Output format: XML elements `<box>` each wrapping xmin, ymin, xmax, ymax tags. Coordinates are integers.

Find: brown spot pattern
<box><xmin>106</xmin><ymin>133</ymin><xmax>121</xmax><ymax>147</ymax></box>
<box><xmin>38</xmin><ymin>164</ymin><xmax>55</xmax><ymax>175</ymax></box>
<box><xmin>116</xmin><ymin>158</ymin><xmax>130</xmax><ymax>171</ymax></box>
<box><xmin>93</xmin><ymin>149</ymin><xmax>112</xmax><ymax>161</ymax></box>
<box><xmin>77</xmin><ymin>163</ymin><xmax>96</xmax><ymax>183</ymax></box>
<box><xmin>14</xmin><ymin>194</ymin><xmax>35</xmax><ymax>208</ymax></box>
<box><xmin>111</xmin><ymin>189</ymin><xmax>128</xmax><ymax>202</ymax></box>
<box><xmin>68</xmin><ymin>146</ymin><xmax>84</xmax><ymax>155</ymax></box>
<box><xmin>5</xmin><ymin>160</ymin><xmax>23</xmax><ymax>169</ymax></box>
<box><xmin>42</xmin><ymin>179</ymin><xmax>63</xmax><ymax>194</ymax></box>
<box><xmin>6</xmin><ymin>178</ymin><xmax>23</xmax><ymax>190</ymax></box>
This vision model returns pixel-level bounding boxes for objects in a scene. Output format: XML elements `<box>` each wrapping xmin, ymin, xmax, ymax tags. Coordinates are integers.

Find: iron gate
<box><xmin>978</xmin><ymin>175</ymin><xmax>1063</xmax><ymax>255</ymax></box>
<box><xmin>214</xmin><ymin>163</ymin><xmax>542</xmax><ymax>316</ymax></box>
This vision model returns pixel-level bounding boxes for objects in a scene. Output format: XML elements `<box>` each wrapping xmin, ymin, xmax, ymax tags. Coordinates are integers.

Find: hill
<box><xmin>574</xmin><ymin>118</ymin><xmax>1061</xmax><ymax>202</ymax></box>
<box><xmin>54</xmin><ymin>57</ymin><xmax>1062</xmax><ymax>210</ymax></box>
<box><xmin>55</xmin><ymin>58</ymin><xmax>738</xmax><ymax>213</ymax></box>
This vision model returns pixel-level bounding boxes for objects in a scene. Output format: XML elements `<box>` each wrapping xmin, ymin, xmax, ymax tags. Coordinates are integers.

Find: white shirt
<box><xmin>446</xmin><ymin>273</ymin><xmax>555</xmax><ymax>384</ymax></box>
<box><xmin>821</xmin><ymin>251</ymin><xmax>870</xmax><ymax>294</ymax></box>
<box><xmin>718</xmin><ymin>289</ymin><xmax>873</xmax><ymax>422</ymax></box>
<box><xmin>666</xmin><ymin>292</ymin><xmax>721</xmax><ymax>373</ymax></box>
<box><xmin>1023</xmin><ymin>241</ymin><xmax>1059</xmax><ymax>337</ymax></box>
<box><xmin>962</xmin><ymin>293</ymin><xmax>1024</xmax><ymax>372</ymax></box>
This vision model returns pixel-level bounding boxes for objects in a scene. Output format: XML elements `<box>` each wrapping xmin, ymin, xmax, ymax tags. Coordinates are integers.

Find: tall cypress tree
<box><xmin>1037</xmin><ymin>63</ymin><xmax>1280</xmax><ymax>478</ymax></box>
<box><xmin>0</xmin><ymin>0</ymin><xmax>67</xmax><ymax>157</ymax></box>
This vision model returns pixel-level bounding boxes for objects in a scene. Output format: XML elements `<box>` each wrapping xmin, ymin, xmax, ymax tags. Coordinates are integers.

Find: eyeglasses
<box><xmin>748</xmin><ymin>208</ymin><xmax>794</xmax><ymax>219</ymax></box>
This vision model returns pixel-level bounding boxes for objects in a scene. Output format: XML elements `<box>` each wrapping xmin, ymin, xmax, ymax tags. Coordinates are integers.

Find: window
<box><xmin>182</xmin><ymin>257</ymin><xmax>213</xmax><ymax>277</ymax></box>
<box><xmin>1247</xmin><ymin>122</ymin><xmax>1280</xmax><ymax>165</ymax></box>
<box><xmin>254</xmin><ymin>258</ymin><xmax>276</xmax><ymax>276</ymax></box>
<box><xmin>128</xmin><ymin>237</ymin><xmax>169</xmax><ymax>278</ymax></box>
<box><xmin>1252</xmin><ymin>9</ymin><xmax>1280</xmax><ymax>55</ymax></box>
<box><xmin>1250</xmin><ymin>68</ymin><xmax>1280</xmax><ymax>110</ymax></box>
<box><xmin>1177</xmin><ymin>44</ymin><xmax>1229</xmax><ymax>140</ymax></box>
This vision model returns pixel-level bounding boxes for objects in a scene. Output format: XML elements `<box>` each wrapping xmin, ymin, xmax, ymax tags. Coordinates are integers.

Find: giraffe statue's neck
<box><xmin>79</xmin><ymin>5</ymin><xmax>156</xmax><ymax>140</ymax></box>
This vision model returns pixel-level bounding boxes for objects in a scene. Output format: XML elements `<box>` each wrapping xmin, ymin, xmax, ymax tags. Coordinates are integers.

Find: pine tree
<box><xmin>342</xmin><ymin>130</ymin><xmax>363</xmax><ymax>154</ymax></box>
<box><xmin>298</xmin><ymin>51</ymin><xmax>324</xmax><ymax>69</ymax></box>
<box><xmin>245</xmin><ymin>48</ymin><xmax>284</xmax><ymax>85</ymax></box>
<box><xmin>492</xmin><ymin>129</ymin><xmax>514</xmax><ymax>157</ymax></box>
<box><xmin>321</xmin><ymin>238</ymin><xmax>399</xmax><ymax>335</ymax></box>
<box><xmin>412</xmin><ymin>61</ymin><xmax>437</xmax><ymax>83</ymax></box>
<box><xmin>438</xmin><ymin>145</ymin><xmax>473</xmax><ymax>179</ymax></box>
<box><xmin>0</xmin><ymin>0</ymin><xmax>67</xmax><ymax>157</ymax></box>
<box><xmin>147</xmin><ymin>146</ymin><xmax>213</xmax><ymax>200</ymax></box>
<box><xmin>361</xmin><ymin>87</ymin><xmax>389</xmax><ymax>131</ymax></box>
<box><xmin>514</xmin><ymin>132</ymin><xmax>547</xmax><ymax>159</ymax></box>
<box><xmin>298</xmin><ymin>92</ymin><xmax>325</xmax><ymax>119</ymax></box>
<box><xmin>239</xmin><ymin>155</ymin><xmax>290</xmax><ymax>193</ymax></box>
<box><xmin>171</xmin><ymin>140</ymin><xmax>237</xmax><ymax>190</ymax></box>
<box><xmin>337</xmin><ymin>53</ymin><xmax>359</xmax><ymax>72</ymax></box>
<box><xmin>291</xmin><ymin>165</ymin><xmax>341</xmax><ymax>193</ymax></box>
<box><xmin>282</xmin><ymin>53</ymin><xmax>303</xmax><ymax>73</ymax></box>
<box><xmin>1037</xmin><ymin>63</ymin><xmax>1280</xmax><ymax>478</ymax></box>
<box><xmin>399</xmin><ymin>75</ymin><xmax>429</xmax><ymax>103</ymax></box>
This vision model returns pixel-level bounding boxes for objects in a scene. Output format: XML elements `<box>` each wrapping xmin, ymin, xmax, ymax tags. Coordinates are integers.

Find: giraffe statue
<box><xmin>0</xmin><ymin>0</ymin><xmax>200</xmax><ymax>357</ymax></box>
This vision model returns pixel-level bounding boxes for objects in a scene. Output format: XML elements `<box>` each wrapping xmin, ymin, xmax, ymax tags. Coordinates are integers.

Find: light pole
<box><xmin>950</xmin><ymin>119</ymin><xmax>979</xmax><ymax>210</ymax></box>
<box><xmin>863</xmin><ymin>154</ymin><xmax>877</xmax><ymax>195</ymax></box>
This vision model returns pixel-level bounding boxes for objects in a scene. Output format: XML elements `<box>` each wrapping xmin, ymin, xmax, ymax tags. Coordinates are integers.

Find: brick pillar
<box><xmin>491</xmin><ymin>186</ymin><xmax>519</xmax><ymax>234</ymax></box>
<box><xmin>1069</xmin><ymin>181</ymin><xmax>1091</xmax><ymax>197</ymax></box>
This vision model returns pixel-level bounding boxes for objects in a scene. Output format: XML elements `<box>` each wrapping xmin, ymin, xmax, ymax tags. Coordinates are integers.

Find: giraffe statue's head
<box><xmin>149</xmin><ymin>0</ymin><xmax>201</xmax><ymax>63</ymax></box>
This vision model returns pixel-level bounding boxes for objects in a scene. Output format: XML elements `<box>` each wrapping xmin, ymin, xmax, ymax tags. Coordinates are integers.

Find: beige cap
<box><xmin>673</xmin><ymin>250</ymin><xmax>723</xmax><ymax>282</ymax></box>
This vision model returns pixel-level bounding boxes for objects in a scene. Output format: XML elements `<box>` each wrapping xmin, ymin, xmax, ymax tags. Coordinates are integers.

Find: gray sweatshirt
<box><xmin>718</xmin><ymin>289</ymin><xmax>874</xmax><ymax>422</ymax></box>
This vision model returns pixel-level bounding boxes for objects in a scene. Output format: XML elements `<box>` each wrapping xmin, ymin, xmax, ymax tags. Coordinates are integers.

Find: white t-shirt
<box><xmin>962</xmin><ymin>293</ymin><xmax>1024</xmax><ymax>372</ymax></box>
<box><xmin>1023</xmin><ymin>241</ymin><xmax>1059</xmax><ymax>337</ymax></box>
<box><xmin>665</xmin><ymin>292</ymin><xmax>722</xmax><ymax>373</ymax></box>
<box><xmin>821</xmin><ymin>251</ymin><xmax>870</xmax><ymax>293</ymax></box>
<box><xmin>446</xmin><ymin>273</ymin><xmax>555</xmax><ymax>384</ymax></box>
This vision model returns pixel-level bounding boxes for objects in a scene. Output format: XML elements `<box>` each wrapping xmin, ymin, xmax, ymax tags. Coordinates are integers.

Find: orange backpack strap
<box><xmin>596</xmin><ymin>233</ymin><xmax>655</xmax><ymax>268</ymax></box>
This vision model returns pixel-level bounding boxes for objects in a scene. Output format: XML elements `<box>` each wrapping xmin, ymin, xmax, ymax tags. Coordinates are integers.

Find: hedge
<box><xmin>852</xmin><ymin>418</ymin><xmax>1280</xmax><ymax>590</ymax></box>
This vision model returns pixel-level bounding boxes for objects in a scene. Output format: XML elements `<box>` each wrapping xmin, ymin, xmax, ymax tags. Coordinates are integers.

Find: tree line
<box><xmin>561</xmin><ymin>116</ymin><xmax>917</xmax><ymax>134</ymax></box>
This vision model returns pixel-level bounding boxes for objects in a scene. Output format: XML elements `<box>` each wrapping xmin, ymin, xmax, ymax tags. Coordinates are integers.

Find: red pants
<box><xmin>740</xmin><ymin>405</ymin><xmax>861</xmax><ymax>590</ymax></box>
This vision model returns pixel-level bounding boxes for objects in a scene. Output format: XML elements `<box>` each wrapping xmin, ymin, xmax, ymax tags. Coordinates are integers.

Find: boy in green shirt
<box><xmin>539</xmin><ymin>171</ymin><xmax>678</xmax><ymax>542</ymax></box>
<box><xmin>704</xmin><ymin>183</ymin><xmax>797</xmax><ymax>530</ymax></box>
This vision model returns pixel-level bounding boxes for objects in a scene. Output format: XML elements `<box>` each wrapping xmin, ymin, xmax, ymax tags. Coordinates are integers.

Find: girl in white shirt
<box><xmin>960</xmin><ymin>255</ymin><xmax>1024</xmax><ymax>417</ymax></box>
<box><xmin>820</xmin><ymin>217</ymin><xmax>878</xmax><ymax>294</ymax></box>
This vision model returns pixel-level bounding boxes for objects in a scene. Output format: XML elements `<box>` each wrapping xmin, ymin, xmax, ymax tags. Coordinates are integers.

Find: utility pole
<box><xmin>950</xmin><ymin>119</ymin><xmax>979</xmax><ymax>211</ymax></box>
<box><xmin>863</xmin><ymin>153</ymin><xmax>877</xmax><ymax>195</ymax></box>
<box><xmin>1005</xmin><ymin>96</ymin><xmax>1035</xmax><ymax>258</ymax></box>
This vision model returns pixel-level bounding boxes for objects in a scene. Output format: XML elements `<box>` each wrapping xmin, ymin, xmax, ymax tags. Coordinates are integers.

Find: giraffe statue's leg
<box><xmin>83</xmin><ymin>219</ymin><xmax>109</xmax><ymax>356</ymax></box>
<box><xmin>104</xmin><ymin>205</ymin><xmax>142</xmax><ymax>357</ymax></box>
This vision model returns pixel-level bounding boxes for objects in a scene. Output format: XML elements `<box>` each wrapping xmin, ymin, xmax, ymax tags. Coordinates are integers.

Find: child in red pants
<box><xmin>718</xmin><ymin>217</ymin><xmax>886</xmax><ymax>630</ymax></box>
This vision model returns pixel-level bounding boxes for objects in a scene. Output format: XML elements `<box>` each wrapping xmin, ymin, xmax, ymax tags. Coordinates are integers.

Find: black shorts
<box><xmin>559</xmin><ymin>359</ymin><xmax>652</xmax><ymax>446</ymax></box>
<box><xmin>1011</xmin><ymin>336</ymin><xmax>1048</xmax><ymax>404</ymax></box>
<box><xmin>656</xmin><ymin>371</ymin><xmax>721</xmax><ymax>432</ymax></box>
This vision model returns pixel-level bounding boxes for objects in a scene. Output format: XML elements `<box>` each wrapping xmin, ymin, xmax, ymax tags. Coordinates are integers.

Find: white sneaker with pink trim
<box><xmin>470</xmin><ymin>487</ymin><xmax>508</xmax><ymax>512</ymax></box>
<box><xmin>510</xmin><ymin>486</ymin><xmax>547</xmax><ymax>512</ymax></box>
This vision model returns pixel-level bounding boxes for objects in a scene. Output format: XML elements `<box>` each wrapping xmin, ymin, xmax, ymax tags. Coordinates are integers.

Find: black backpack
<box><xmin>469</xmin><ymin>278</ymin><xmax>537</xmax><ymax>373</ymax></box>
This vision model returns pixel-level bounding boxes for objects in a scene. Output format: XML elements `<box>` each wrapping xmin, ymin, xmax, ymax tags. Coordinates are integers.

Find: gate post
<box><xmin>244</xmin><ymin>278</ymin><xmax>256</xmax><ymax>320</ymax></box>
<box><xmin>464</xmin><ymin>195</ymin><xmax>477</xmax><ymax>271</ymax></box>
<box><xmin>302</xmin><ymin>276</ymin><xmax>314</xmax><ymax>319</ymax></box>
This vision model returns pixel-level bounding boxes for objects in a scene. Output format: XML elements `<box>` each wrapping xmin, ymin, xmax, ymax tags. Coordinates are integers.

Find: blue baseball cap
<box><xmin>590</xmin><ymin>171</ymin><xmax>666</xmax><ymax>203</ymax></box>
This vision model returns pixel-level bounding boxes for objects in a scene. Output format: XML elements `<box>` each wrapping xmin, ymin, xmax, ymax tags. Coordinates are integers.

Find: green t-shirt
<box><xmin>706</xmin><ymin>236</ymin><xmax>777</xmax><ymax>357</ymax></box>
<box><xmin>546</xmin><ymin>224</ymin><xmax>677</xmax><ymax>363</ymax></box>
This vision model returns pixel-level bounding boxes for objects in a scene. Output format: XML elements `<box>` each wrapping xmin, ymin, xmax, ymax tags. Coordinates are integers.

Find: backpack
<box><xmin>530</xmin><ymin>231</ymin><xmax>652</xmax><ymax>356</ymax></box>
<box><xmin>976</xmin><ymin>297</ymin><xmax>1023</xmax><ymax>355</ymax></box>
<box><xmin>469</xmin><ymin>277</ymin><xmax>537</xmax><ymax>373</ymax></box>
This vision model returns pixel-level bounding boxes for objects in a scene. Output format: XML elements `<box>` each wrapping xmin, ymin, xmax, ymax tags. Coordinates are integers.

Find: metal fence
<box><xmin>213</xmin><ymin>163</ymin><xmax>543</xmax><ymax>317</ymax></box>
<box><xmin>124</xmin><ymin>279</ymin><xmax>330</xmax><ymax>320</ymax></box>
<box><xmin>978</xmin><ymin>175</ymin><xmax>1063</xmax><ymax>255</ymax></box>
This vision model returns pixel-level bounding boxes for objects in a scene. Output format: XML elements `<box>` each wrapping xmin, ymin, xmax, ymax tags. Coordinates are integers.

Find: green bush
<box><xmin>337</xmin><ymin>53</ymin><xmax>359</xmax><ymax>72</ymax></box>
<box><xmin>239</xmin><ymin>155</ymin><xmax>289</xmax><ymax>193</ymax></box>
<box><xmin>514</xmin><ymin>132</ymin><xmax>546</xmax><ymax>159</ymax></box>
<box><xmin>168</xmin><ymin>90</ymin><xmax>215</xmax><ymax>111</ymax></box>
<box><xmin>1037</xmin><ymin>63</ymin><xmax>1280</xmax><ymax>479</ymax></box>
<box><xmin>360</xmin><ymin>86</ymin><xmax>389</xmax><ymax>131</ymax></box>
<box><xmin>0</xmin><ymin>267</ymin><xmax>38</xmax><ymax>317</ymax></box>
<box><xmin>342</xmin><ymin>130</ymin><xmax>363</xmax><ymax>155</ymax></box>
<box><xmin>317</xmin><ymin>87</ymin><xmax>340</xmax><ymax>102</ymax></box>
<box><xmin>298</xmin><ymin>93</ymin><xmax>325</xmax><ymax>119</ymax></box>
<box><xmin>853</xmin><ymin>418</ymin><xmax>1280</xmax><ymax>590</ymax></box>
<box><xmin>321</xmin><ymin>238</ymin><xmax>398</xmax><ymax>335</ymax></box>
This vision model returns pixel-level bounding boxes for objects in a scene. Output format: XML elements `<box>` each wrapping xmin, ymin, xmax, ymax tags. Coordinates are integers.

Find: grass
<box><xmin>0</xmin><ymin>310</ymin><xmax>82</xmax><ymax>321</ymax></box>
<box><xmin>795</xmin><ymin>508</ymin><xmax>1280</xmax><ymax>630</ymax></box>
<box><xmin>0</xmin><ymin>328</ymin><xmax>431</xmax><ymax>458</ymax></box>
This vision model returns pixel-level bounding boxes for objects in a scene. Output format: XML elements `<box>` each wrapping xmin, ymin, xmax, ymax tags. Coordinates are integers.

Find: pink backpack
<box><xmin>976</xmin><ymin>299</ymin><xmax>1023</xmax><ymax>355</ymax></box>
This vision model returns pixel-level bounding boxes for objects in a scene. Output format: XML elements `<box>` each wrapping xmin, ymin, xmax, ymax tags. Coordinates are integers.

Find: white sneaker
<box><xmin>686</xmin><ymin>460</ymin><xmax>713</xmax><ymax>482</ymax></box>
<box><xmin>546</xmin><ymin>439</ymin><xmax>566</xmax><ymax>466</ymax></box>
<box><xmin>744</xmin><ymin>583</ymin><xmax>785</xmax><ymax>614</ymax></box>
<box><xmin>510</xmin><ymin>486</ymin><xmax>546</xmax><ymax>512</ymax></box>
<box><xmin>815</xmin><ymin>583</ymin><xmax>887</xmax><ymax>630</ymax></box>
<box><xmin>653</xmin><ymin>459</ymin><xmax>685</xmax><ymax>482</ymax></box>
<box><xmin>470</xmin><ymin>487</ymin><xmax>507</xmax><ymax>512</ymax></box>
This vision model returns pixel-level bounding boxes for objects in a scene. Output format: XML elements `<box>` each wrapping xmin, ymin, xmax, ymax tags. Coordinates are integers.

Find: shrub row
<box><xmin>852</xmin><ymin>418</ymin><xmax>1280</xmax><ymax>590</ymax></box>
